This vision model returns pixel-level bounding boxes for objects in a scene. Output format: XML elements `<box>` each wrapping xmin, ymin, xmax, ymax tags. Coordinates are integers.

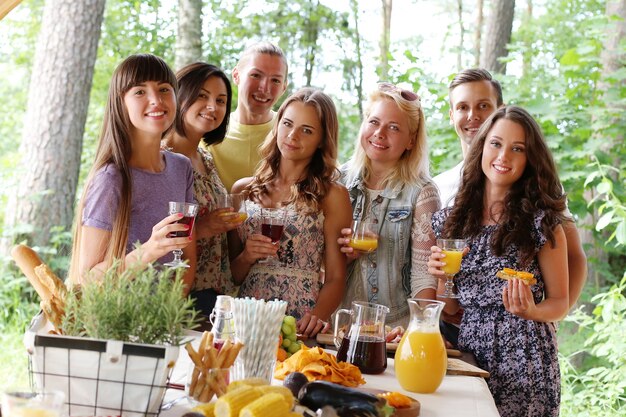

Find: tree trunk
<box><xmin>582</xmin><ymin>0</ymin><xmax>626</xmax><ymax>289</ymax></box>
<box><xmin>480</xmin><ymin>0</ymin><xmax>515</xmax><ymax>73</ymax></box>
<box><xmin>474</xmin><ymin>0</ymin><xmax>484</xmax><ymax>67</ymax></box>
<box><xmin>378</xmin><ymin>0</ymin><xmax>392</xmax><ymax>79</ymax></box>
<box><xmin>522</xmin><ymin>0</ymin><xmax>533</xmax><ymax>77</ymax></box>
<box><xmin>352</xmin><ymin>0</ymin><xmax>364</xmax><ymax>118</ymax></box>
<box><xmin>175</xmin><ymin>0</ymin><xmax>203</xmax><ymax>71</ymax></box>
<box><xmin>303</xmin><ymin>0</ymin><xmax>320</xmax><ymax>86</ymax></box>
<box><xmin>2</xmin><ymin>0</ymin><xmax>105</xmax><ymax>250</ymax></box>
<box><xmin>457</xmin><ymin>0</ymin><xmax>464</xmax><ymax>71</ymax></box>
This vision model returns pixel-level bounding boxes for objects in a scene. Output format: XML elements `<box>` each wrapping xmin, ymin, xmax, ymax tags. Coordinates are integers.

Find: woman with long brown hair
<box><xmin>429</xmin><ymin>105</ymin><xmax>568</xmax><ymax>417</ymax></box>
<box><xmin>69</xmin><ymin>54</ymin><xmax>196</xmax><ymax>289</ymax></box>
<box><xmin>229</xmin><ymin>87</ymin><xmax>352</xmax><ymax>338</ymax></box>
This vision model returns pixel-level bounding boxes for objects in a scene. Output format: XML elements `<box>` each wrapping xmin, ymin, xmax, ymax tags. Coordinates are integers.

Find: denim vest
<box><xmin>339</xmin><ymin>170</ymin><xmax>425</xmax><ymax>327</ymax></box>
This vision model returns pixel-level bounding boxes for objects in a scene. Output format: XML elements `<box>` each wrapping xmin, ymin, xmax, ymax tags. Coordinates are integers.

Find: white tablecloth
<box><xmin>161</xmin><ymin>342</ymin><xmax>499</xmax><ymax>417</ymax></box>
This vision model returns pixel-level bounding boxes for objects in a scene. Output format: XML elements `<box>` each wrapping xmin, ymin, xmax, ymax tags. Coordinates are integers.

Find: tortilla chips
<box><xmin>273</xmin><ymin>346</ymin><xmax>365</xmax><ymax>387</ymax></box>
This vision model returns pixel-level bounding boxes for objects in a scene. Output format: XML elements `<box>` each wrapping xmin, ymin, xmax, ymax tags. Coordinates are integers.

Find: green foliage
<box><xmin>62</xmin><ymin>262</ymin><xmax>199</xmax><ymax>345</ymax></box>
<box><xmin>560</xmin><ymin>273</ymin><xmax>626</xmax><ymax>416</ymax></box>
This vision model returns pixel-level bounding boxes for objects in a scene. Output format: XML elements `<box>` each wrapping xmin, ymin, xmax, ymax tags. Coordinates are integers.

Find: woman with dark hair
<box><xmin>428</xmin><ymin>105</ymin><xmax>568</xmax><ymax>417</ymax></box>
<box><xmin>69</xmin><ymin>54</ymin><xmax>196</xmax><ymax>287</ymax></box>
<box><xmin>229</xmin><ymin>87</ymin><xmax>352</xmax><ymax>338</ymax></box>
<box><xmin>162</xmin><ymin>62</ymin><xmax>238</xmax><ymax>319</ymax></box>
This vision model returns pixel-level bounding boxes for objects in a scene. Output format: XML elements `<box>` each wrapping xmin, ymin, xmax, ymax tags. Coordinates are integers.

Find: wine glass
<box><xmin>216</xmin><ymin>193</ymin><xmax>248</xmax><ymax>224</ymax></box>
<box><xmin>258</xmin><ymin>207</ymin><xmax>286</xmax><ymax>265</ymax></box>
<box><xmin>348</xmin><ymin>220</ymin><xmax>379</xmax><ymax>253</ymax></box>
<box><xmin>436</xmin><ymin>238</ymin><xmax>467</xmax><ymax>299</ymax></box>
<box><xmin>164</xmin><ymin>201</ymin><xmax>199</xmax><ymax>268</ymax></box>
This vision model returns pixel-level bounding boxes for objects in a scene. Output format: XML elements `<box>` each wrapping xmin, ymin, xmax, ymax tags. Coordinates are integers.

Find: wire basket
<box><xmin>24</xmin><ymin>314</ymin><xmax>179</xmax><ymax>417</ymax></box>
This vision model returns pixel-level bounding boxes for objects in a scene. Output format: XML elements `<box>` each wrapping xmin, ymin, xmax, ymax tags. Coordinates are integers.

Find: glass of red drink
<box><xmin>258</xmin><ymin>207</ymin><xmax>286</xmax><ymax>265</ymax></box>
<box><xmin>164</xmin><ymin>201</ymin><xmax>199</xmax><ymax>268</ymax></box>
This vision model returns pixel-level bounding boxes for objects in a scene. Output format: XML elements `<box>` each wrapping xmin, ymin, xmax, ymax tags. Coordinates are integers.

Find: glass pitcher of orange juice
<box><xmin>395</xmin><ymin>298</ymin><xmax>447</xmax><ymax>393</ymax></box>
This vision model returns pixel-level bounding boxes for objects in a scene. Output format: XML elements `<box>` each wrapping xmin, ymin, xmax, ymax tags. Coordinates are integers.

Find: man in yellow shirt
<box><xmin>210</xmin><ymin>42</ymin><xmax>289</xmax><ymax>190</ymax></box>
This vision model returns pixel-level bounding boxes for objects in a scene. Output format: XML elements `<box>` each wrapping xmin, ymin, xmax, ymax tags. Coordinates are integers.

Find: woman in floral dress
<box><xmin>163</xmin><ymin>63</ymin><xmax>241</xmax><ymax>321</ymax></box>
<box><xmin>429</xmin><ymin>106</ymin><xmax>569</xmax><ymax>417</ymax></box>
<box><xmin>229</xmin><ymin>88</ymin><xmax>352</xmax><ymax>338</ymax></box>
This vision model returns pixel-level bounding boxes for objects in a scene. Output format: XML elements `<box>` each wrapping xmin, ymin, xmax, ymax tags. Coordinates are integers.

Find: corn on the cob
<box><xmin>226</xmin><ymin>378</ymin><xmax>269</xmax><ymax>392</ymax></box>
<box><xmin>191</xmin><ymin>401</ymin><xmax>216</xmax><ymax>417</ymax></box>
<box><xmin>254</xmin><ymin>385</ymin><xmax>294</xmax><ymax>408</ymax></box>
<box><xmin>239</xmin><ymin>393</ymin><xmax>290</xmax><ymax>417</ymax></box>
<box><xmin>214</xmin><ymin>385</ymin><xmax>262</xmax><ymax>417</ymax></box>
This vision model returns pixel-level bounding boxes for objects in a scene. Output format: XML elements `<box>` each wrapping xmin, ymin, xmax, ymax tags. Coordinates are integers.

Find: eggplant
<box><xmin>298</xmin><ymin>381</ymin><xmax>394</xmax><ymax>417</ymax></box>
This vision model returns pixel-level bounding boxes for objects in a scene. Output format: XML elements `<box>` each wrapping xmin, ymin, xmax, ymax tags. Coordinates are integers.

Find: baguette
<box><xmin>11</xmin><ymin>244</ymin><xmax>67</xmax><ymax>331</ymax></box>
<box><xmin>11</xmin><ymin>245</ymin><xmax>51</xmax><ymax>300</ymax></box>
<box><xmin>496</xmin><ymin>268</ymin><xmax>537</xmax><ymax>286</ymax></box>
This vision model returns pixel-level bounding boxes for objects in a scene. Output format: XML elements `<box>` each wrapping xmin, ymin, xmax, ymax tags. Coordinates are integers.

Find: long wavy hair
<box><xmin>344</xmin><ymin>85</ymin><xmax>430</xmax><ymax>189</ymax></box>
<box><xmin>442</xmin><ymin>105</ymin><xmax>567</xmax><ymax>266</ymax></box>
<box><xmin>69</xmin><ymin>54</ymin><xmax>177</xmax><ymax>283</ymax></box>
<box><xmin>173</xmin><ymin>62</ymin><xmax>232</xmax><ymax>146</ymax></box>
<box><xmin>245</xmin><ymin>87</ymin><xmax>339</xmax><ymax>211</ymax></box>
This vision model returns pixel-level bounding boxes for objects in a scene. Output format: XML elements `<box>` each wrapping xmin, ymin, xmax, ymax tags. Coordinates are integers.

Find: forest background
<box><xmin>0</xmin><ymin>0</ymin><xmax>624</xmax><ymax>415</ymax></box>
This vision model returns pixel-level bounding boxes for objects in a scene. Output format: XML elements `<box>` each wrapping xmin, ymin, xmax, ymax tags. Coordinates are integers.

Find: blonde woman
<box><xmin>338</xmin><ymin>83</ymin><xmax>440</xmax><ymax>330</ymax></box>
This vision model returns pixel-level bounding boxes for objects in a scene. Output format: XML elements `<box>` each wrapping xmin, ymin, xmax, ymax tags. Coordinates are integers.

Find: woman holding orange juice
<box><xmin>163</xmin><ymin>63</ymin><xmax>242</xmax><ymax>321</ymax></box>
<box><xmin>338</xmin><ymin>83</ymin><xmax>440</xmax><ymax>329</ymax></box>
<box><xmin>429</xmin><ymin>106</ymin><xmax>568</xmax><ymax>417</ymax></box>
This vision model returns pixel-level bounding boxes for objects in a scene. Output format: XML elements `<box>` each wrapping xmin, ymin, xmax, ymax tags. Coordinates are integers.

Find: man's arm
<box><xmin>563</xmin><ymin>220</ymin><xmax>587</xmax><ymax>309</ymax></box>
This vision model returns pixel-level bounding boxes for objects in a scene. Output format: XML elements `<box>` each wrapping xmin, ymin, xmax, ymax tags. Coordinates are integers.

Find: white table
<box><xmin>161</xmin><ymin>343</ymin><xmax>499</xmax><ymax>417</ymax></box>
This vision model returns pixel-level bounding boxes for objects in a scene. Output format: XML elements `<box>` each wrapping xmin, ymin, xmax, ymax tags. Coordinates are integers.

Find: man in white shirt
<box><xmin>434</xmin><ymin>69</ymin><xmax>587</xmax><ymax>347</ymax></box>
<box><xmin>210</xmin><ymin>42</ymin><xmax>289</xmax><ymax>190</ymax></box>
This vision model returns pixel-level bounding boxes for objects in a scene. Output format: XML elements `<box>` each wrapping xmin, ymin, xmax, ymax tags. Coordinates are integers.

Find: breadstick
<box><xmin>185</xmin><ymin>343</ymin><xmax>203</xmax><ymax>367</ymax></box>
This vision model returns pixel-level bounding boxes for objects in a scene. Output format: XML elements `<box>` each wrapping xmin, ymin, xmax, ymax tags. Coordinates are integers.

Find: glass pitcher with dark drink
<box><xmin>210</xmin><ymin>295</ymin><xmax>235</xmax><ymax>351</ymax></box>
<box><xmin>334</xmin><ymin>301</ymin><xmax>389</xmax><ymax>374</ymax></box>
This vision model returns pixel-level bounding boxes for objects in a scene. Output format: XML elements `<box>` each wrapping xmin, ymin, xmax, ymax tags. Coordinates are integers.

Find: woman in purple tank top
<box><xmin>68</xmin><ymin>54</ymin><xmax>196</xmax><ymax>290</ymax></box>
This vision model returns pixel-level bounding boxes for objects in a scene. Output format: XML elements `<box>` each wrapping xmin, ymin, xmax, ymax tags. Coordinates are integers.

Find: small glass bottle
<box><xmin>210</xmin><ymin>295</ymin><xmax>235</xmax><ymax>350</ymax></box>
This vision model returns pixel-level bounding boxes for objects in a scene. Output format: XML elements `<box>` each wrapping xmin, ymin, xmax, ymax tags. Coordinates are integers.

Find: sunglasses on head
<box><xmin>378</xmin><ymin>82</ymin><xmax>420</xmax><ymax>102</ymax></box>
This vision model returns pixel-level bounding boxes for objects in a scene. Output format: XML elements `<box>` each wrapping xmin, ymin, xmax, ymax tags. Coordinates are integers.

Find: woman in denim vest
<box><xmin>338</xmin><ymin>83</ymin><xmax>440</xmax><ymax>330</ymax></box>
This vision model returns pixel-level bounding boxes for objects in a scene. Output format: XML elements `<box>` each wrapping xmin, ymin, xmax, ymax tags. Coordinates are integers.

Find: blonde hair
<box><xmin>238</xmin><ymin>41</ymin><xmax>288</xmax><ymax>79</ymax></box>
<box><xmin>345</xmin><ymin>86</ymin><xmax>430</xmax><ymax>189</ymax></box>
<box><xmin>245</xmin><ymin>87</ymin><xmax>339</xmax><ymax>211</ymax></box>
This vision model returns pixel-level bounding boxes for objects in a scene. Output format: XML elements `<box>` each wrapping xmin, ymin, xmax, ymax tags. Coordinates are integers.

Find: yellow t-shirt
<box><xmin>209</xmin><ymin>113</ymin><xmax>276</xmax><ymax>191</ymax></box>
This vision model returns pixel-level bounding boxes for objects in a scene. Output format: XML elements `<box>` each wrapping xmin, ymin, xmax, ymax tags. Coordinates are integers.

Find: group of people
<box><xmin>66</xmin><ymin>41</ymin><xmax>587</xmax><ymax>417</ymax></box>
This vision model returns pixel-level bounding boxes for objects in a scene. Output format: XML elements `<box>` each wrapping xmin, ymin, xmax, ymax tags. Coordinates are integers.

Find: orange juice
<box><xmin>441</xmin><ymin>250</ymin><xmax>463</xmax><ymax>275</ymax></box>
<box><xmin>218</xmin><ymin>212</ymin><xmax>248</xmax><ymax>223</ymax></box>
<box><xmin>349</xmin><ymin>237</ymin><xmax>378</xmax><ymax>252</ymax></box>
<box><xmin>9</xmin><ymin>409</ymin><xmax>60</xmax><ymax>417</ymax></box>
<box><xmin>394</xmin><ymin>330</ymin><xmax>447</xmax><ymax>393</ymax></box>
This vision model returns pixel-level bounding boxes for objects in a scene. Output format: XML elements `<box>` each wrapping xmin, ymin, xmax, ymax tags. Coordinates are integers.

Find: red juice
<box><xmin>336</xmin><ymin>335</ymin><xmax>387</xmax><ymax>374</ymax></box>
<box><xmin>261</xmin><ymin>223</ymin><xmax>284</xmax><ymax>243</ymax></box>
<box><xmin>169</xmin><ymin>215</ymin><xmax>195</xmax><ymax>237</ymax></box>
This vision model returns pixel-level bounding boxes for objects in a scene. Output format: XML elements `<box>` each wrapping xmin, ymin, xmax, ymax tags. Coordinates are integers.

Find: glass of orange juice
<box><xmin>216</xmin><ymin>193</ymin><xmax>248</xmax><ymax>224</ymax></box>
<box><xmin>348</xmin><ymin>220</ymin><xmax>378</xmax><ymax>253</ymax></box>
<box><xmin>437</xmin><ymin>238</ymin><xmax>467</xmax><ymax>299</ymax></box>
<box><xmin>2</xmin><ymin>390</ymin><xmax>65</xmax><ymax>417</ymax></box>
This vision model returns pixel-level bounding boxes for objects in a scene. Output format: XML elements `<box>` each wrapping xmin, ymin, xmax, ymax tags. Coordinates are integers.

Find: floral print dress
<box><xmin>432</xmin><ymin>208</ymin><xmax>560</xmax><ymax>417</ymax></box>
<box><xmin>192</xmin><ymin>147</ymin><xmax>236</xmax><ymax>296</ymax></box>
<box><xmin>237</xmin><ymin>201</ymin><xmax>325</xmax><ymax>319</ymax></box>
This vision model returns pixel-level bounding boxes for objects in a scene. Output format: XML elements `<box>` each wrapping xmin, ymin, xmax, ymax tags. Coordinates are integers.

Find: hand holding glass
<box><xmin>348</xmin><ymin>220</ymin><xmax>378</xmax><ymax>253</ymax></box>
<box><xmin>164</xmin><ymin>201</ymin><xmax>199</xmax><ymax>268</ymax></box>
<box><xmin>216</xmin><ymin>193</ymin><xmax>248</xmax><ymax>224</ymax></box>
<box><xmin>437</xmin><ymin>238</ymin><xmax>466</xmax><ymax>299</ymax></box>
<box><xmin>259</xmin><ymin>207</ymin><xmax>286</xmax><ymax>265</ymax></box>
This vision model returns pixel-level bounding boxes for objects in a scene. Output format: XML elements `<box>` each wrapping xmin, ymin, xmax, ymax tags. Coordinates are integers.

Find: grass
<box><xmin>0</xmin><ymin>327</ymin><xmax>31</xmax><ymax>392</ymax></box>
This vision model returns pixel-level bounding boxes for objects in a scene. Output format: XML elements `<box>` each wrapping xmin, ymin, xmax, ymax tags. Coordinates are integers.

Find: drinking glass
<box><xmin>216</xmin><ymin>193</ymin><xmax>248</xmax><ymax>224</ymax></box>
<box><xmin>436</xmin><ymin>238</ymin><xmax>467</xmax><ymax>299</ymax></box>
<box><xmin>348</xmin><ymin>220</ymin><xmax>378</xmax><ymax>253</ymax></box>
<box><xmin>2</xmin><ymin>390</ymin><xmax>65</xmax><ymax>417</ymax></box>
<box><xmin>258</xmin><ymin>207</ymin><xmax>286</xmax><ymax>265</ymax></box>
<box><xmin>164</xmin><ymin>201</ymin><xmax>199</xmax><ymax>268</ymax></box>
